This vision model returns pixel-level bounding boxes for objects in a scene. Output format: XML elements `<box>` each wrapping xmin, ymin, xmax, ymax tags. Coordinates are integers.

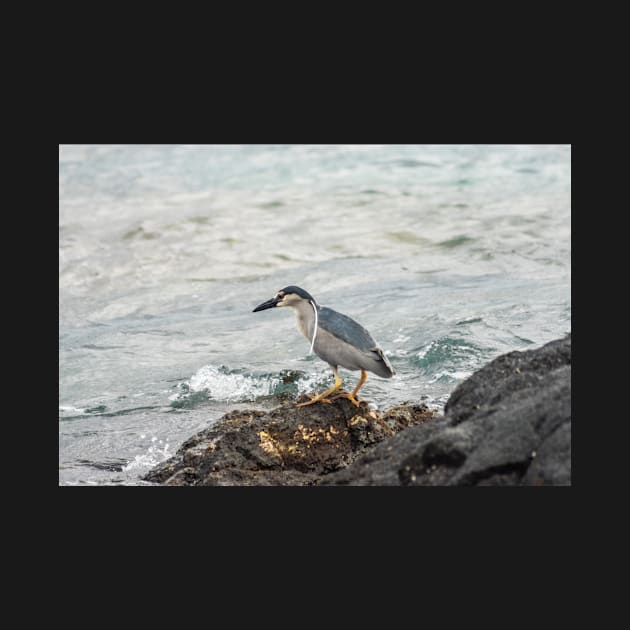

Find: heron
<box><xmin>253</xmin><ymin>286</ymin><xmax>395</xmax><ymax>407</ymax></box>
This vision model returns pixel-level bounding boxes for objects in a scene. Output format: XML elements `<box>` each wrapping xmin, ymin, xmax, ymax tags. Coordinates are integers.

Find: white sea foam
<box><xmin>59</xmin><ymin>405</ymin><xmax>86</xmax><ymax>416</ymax></box>
<box><xmin>122</xmin><ymin>438</ymin><xmax>171</xmax><ymax>472</ymax></box>
<box><xmin>416</xmin><ymin>340</ymin><xmax>437</xmax><ymax>360</ymax></box>
<box><xmin>170</xmin><ymin>365</ymin><xmax>279</xmax><ymax>403</ymax></box>
<box><xmin>295</xmin><ymin>369</ymin><xmax>330</xmax><ymax>395</ymax></box>
<box><xmin>169</xmin><ymin>364</ymin><xmax>331</xmax><ymax>405</ymax></box>
<box><xmin>393</xmin><ymin>334</ymin><xmax>411</xmax><ymax>344</ymax></box>
<box><xmin>428</xmin><ymin>369</ymin><xmax>474</xmax><ymax>384</ymax></box>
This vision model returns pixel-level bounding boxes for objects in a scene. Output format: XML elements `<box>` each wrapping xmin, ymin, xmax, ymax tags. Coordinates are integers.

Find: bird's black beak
<box><xmin>253</xmin><ymin>296</ymin><xmax>281</xmax><ymax>312</ymax></box>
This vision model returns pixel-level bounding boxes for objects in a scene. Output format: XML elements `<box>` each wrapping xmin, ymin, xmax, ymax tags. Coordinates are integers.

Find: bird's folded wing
<box><xmin>317</xmin><ymin>306</ymin><xmax>379</xmax><ymax>353</ymax></box>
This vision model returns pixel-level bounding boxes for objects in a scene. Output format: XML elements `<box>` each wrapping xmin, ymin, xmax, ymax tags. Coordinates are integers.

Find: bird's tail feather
<box><xmin>372</xmin><ymin>347</ymin><xmax>396</xmax><ymax>377</ymax></box>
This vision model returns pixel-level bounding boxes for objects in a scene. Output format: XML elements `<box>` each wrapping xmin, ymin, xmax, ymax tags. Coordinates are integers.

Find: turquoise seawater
<box><xmin>59</xmin><ymin>144</ymin><xmax>571</xmax><ymax>485</ymax></box>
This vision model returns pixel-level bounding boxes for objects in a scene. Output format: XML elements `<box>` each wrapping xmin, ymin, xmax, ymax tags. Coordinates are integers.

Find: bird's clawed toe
<box><xmin>330</xmin><ymin>392</ymin><xmax>362</xmax><ymax>407</ymax></box>
<box><xmin>296</xmin><ymin>394</ymin><xmax>333</xmax><ymax>408</ymax></box>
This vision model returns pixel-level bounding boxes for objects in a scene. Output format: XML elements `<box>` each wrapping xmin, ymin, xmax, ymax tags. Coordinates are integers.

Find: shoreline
<box><xmin>144</xmin><ymin>335</ymin><xmax>571</xmax><ymax>486</ymax></box>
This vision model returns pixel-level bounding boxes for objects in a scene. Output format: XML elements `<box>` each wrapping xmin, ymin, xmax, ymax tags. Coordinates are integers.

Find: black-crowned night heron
<box><xmin>253</xmin><ymin>286</ymin><xmax>395</xmax><ymax>407</ymax></box>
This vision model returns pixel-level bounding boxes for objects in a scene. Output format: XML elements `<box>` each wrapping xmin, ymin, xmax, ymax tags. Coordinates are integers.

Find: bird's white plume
<box><xmin>309</xmin><ymin>300</ymin><xmax>318</xmax><ymax>355</ymax></box>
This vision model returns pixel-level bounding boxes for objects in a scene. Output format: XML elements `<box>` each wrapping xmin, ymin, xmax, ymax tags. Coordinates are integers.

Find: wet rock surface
<box><xmin>143</xmin><ymin>396</ymin><xmax>436</xmax><ymax>486</ymax></box>
<box><xmin>144</xmin><ymin>335</ymin><xmax>570</xmax><ymax>486</ymax></box>
<box><xmin>324</xmin><ymin>335</ymin><xmax>571</xmax><ymax>486</ymax></box>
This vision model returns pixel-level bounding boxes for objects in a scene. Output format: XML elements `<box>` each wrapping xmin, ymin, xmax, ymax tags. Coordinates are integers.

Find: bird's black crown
<box><xmin>280</xmin><ymin>286</ymin><xmax>315</xmax><ymax>302</ymax></box>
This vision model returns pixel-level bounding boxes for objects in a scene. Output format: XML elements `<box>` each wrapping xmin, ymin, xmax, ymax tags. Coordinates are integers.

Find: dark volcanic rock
<box><xmin>143</xmin><ymin>396</ymin><xmax>435</xmax><ymax>486</ymax></box>
<box><xmin>144</xmin><ymin>335</ymin><xmax>570</xmax><ymax>486</ymax></box>
<box><xmin>324</xmin><ymin>335</ymin><xmax>571</xmax><ymax>486</ymax></box>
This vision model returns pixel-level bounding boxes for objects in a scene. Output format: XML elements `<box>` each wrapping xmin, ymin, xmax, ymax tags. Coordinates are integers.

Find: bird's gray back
<box><xmin>317</xmin><ymin>306</ymin><xmax>378</xmax><ymax>353</ymax></box>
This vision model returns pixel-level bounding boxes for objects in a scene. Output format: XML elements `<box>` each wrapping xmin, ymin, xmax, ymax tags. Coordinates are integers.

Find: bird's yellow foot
<box><xmin>330</xmin><ymin>392</ymin><xmax>362</xmax><ymax>407</ymax></box>
<box><xmin>296</xmin><ymin>394</ymin><xmax>334</xmax><ymax>407</ymax></box>
<box><xmin>296</xmin><ymin>370</ymin><xmax>344</xmax><ymax>408</ymax></box>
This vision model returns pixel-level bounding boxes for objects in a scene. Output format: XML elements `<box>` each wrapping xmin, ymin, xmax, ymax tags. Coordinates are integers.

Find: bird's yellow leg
<box><xmin>296</xmin><ymin>368</ymin><xmax>343</xmax><ymax>407</ymax></box>
<box><xmin>331</xmin><ymin>370</ymin><xmax>367</xmax><ymax>407</ymax></box>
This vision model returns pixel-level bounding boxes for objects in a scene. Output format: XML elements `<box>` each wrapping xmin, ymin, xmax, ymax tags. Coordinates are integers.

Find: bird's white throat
<box><xmin>293</xmin><ymin>299</ymin><xmax>319</xmax><ymax>354</ymax></box>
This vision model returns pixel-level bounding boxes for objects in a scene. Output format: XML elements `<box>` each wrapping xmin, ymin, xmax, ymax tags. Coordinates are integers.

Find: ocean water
<box><xmin>59</xmin><ymin>144</ymin><xmax>571</xmax><ymax>485</ymax></box>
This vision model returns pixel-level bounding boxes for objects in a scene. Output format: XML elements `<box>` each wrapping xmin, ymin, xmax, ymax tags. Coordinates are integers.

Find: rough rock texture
<box><xmin>324</xmin><ymin>335</ymin><xmax>571</xmax><ymax>485</ymax></box>
<box><xmin>143</xmin><ymin>396</ymin><xmax>435</xmax><ymax>486</ymax></box>
<box><xmin>144</xmin><ymin>335</ymin><xmax>570</xmax><ymax>486</ymax></box>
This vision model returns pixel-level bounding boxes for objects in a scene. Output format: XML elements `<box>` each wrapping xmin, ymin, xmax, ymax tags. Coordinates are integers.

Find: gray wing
<box><xmin>317</xmin><ymin>307</ymin><xmax>379</xmax><ymax>353</ymax></box>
